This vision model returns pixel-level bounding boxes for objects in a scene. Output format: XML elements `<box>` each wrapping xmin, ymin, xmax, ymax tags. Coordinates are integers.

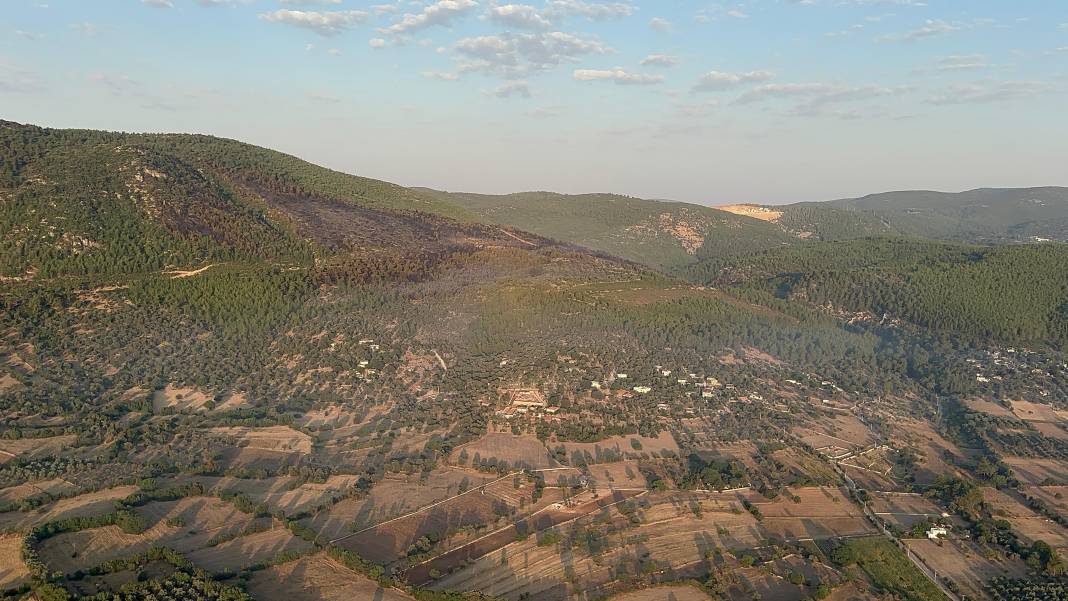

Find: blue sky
<box><xmin>2</xmin><ymin>0</ymin><xmax>1067</xmax><ymax>204</ymax></box>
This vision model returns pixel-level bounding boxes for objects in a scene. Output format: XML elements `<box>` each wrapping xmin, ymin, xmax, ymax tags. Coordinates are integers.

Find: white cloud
<box><xmin>259</xmin><ymin>10</ymin><xmax>368</xmax><ymax>36</ymax></box>
<box><xmin>693</xmin><ymin>70</ymin><xmax>774</xmax><ymax>91</ymax></box>
<box><xmin>488</xmin><ymin>4</ymin><xmax>553</xmax><ymax>29</ymax></box>
<box><xmin>639</xmin><ymin>54</ymin><xmax>678</xmax><ymax>67</ymax></box>
<box><xmin>877</xmin><ymin>19</ymin><xmax>959</xmax><ymax>42</ymax></box>
<box><xmin>423</xmin><ymin>71</ymin><xmax>461</xmax><ymax>81</ymax></box>
<box><xmin>932</xmin><ymin>54</ymin><xmax>991</xmax><ymax>71</ymax></box>
<box><xmin>544</xmin><ymin>0</ymin><xmax>635</xmax><ymax>20</ymax></box>
<box><xmin>380</xmin><ymin>0</ymin><xmax>479</xmax><ymax>36</ymax></box>
<box><xmin>280</xmin><ymin>0</ymin><xmax>343</xmax><ymax>5</ymax></box>
<box><xmin>648</xmin><ymin>17</ymin><xmax>672</xmax><ymax>32</ymax></box>
<box><xmin>573</xmin><ymin>68</ymin><xmax>664</xmax><ymax>85</ymax></box>
<box><xmin>142</xmin><ymin>0</ymin><xmax>173</xmax><ymax>8</ymax></box>
<box><xmin>493</xmin><ymin>80</ymin><xmax>531</xmax><ymax>97</ymax></box>
<box><xmin>369</xmin><ymin>38</ymin><xmax>387</xmax><ymax>48</ymax></box>
<box><xmin>454</xmin><ymin>31</ymin><xmax>610</xmax><ymax>77</ymax></box>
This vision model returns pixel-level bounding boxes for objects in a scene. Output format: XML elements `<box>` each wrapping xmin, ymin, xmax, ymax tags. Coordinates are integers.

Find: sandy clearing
<box><xmin>165</xmin><ymin>264</ymin><xmax>217</xmax><ymax>279</ymax></box>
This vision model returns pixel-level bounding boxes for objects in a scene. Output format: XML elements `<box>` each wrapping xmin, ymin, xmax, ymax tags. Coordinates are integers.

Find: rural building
<box><xmin>927</xmin><ymin>526</ymin><xmax>949</xmax><ymax>540</ymax></box>
<box><xmin>506</xmin><ymin>388</ymin><xmax>547</xmax><ymax>408</ymax></box>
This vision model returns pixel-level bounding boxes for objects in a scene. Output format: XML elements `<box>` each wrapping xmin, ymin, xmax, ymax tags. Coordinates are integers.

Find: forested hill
<box><xmin>830</xmin><ymin>187</ymin><xmax>1068</xmax><ymax>243</ymax></box>
<box><xmin>0</xmin><ymin>120</ymin><xmax>557</xmax><ymax>279</ymax></box>
<box><xmin>413</xmin><ymin>188</ymin><xmax>795</xmax><ymax>270</ymax></box>
<box><xmin>685</xmin><ymin>237</ymin><xmax>1068</xmax><ymax>346</ymax></box>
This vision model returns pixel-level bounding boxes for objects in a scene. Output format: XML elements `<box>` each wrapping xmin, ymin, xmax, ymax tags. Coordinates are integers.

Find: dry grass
<box><xmin>246</xmin><ymin>553</ymin><xmax>414</xmax><ymax>601</ymax></box>
<box><xmin>611</xmin><ymin>585</ymin><xmax>714</xmax><ymax>601</ymax></box>
<box><xmin>905</xmin><ymin>538</ymin><xmax>1027</xmax><ymax>600</ymax></box>
<box><xmin>963</xmin><ymin>398</ymin><xmax>1015</xmax><ymax>419</ymax></box>
<box><xmin>0</xmin><ymin>435</ymin><xmax>77</xmax><ymax>462</ymax></box>
<box><xmin>210</xmin><ymin>425</ymin><xmax>313</xmax><ymax>454</ymax></box>
<box><xmin>300</xmin><ymin>468</ymin><xmax>492</xmax><ymax>541</ymax></box>
<box><xmin>751</xmin><ymin>487</ymin><xmax>875</xmax><ymax>541</ymax></box>
<box><xmin>1002</xmin><ymin>456</ymin><xmax>1068</xmax><ymax>486</ymax></box>
<box><xmin>0</xmin><ymin>478</ymin><xmax>77</xmax><ymax>504</ymax></box>
<box><xmin>451</xmin><ymin>432</ymin><xmax>554</xmax><ymax>469</ymax></box>
<box><xmin>1010</xmin><ymin>400</ymin><xmax>1063</xmax><ymax>423</ymax></box>
<box><xmin>0</xmin><ymin>534</ymin><xmax>30</xmax><ymax>591</ymax></box>
<box><xmin>870</xmin><ymin>493</ymin><xmax>945</xmax><ymax>531</ymax></box>
<box><xmin>0</xmin><ymin>485</ymin><xmax>139</xmax><ymax>532</ymax></box>
<box><xmin>983</xmin><ymin>487</ymin><xmax>1068</xmax><ymax>547</ymax></box>
<box><xmin>561</xmin><ymin>431</ymin><xmax>679</xmax><ymax>463</ymax></box>
<box><xmin>38</xmin><ymin>496</ymin><xmax>255</xmax><ymax>574</ymax></box>
<box><xmin>186</xmin><ymin>528</ymin><xmax>312</xmax><ymax>573</ymax></box>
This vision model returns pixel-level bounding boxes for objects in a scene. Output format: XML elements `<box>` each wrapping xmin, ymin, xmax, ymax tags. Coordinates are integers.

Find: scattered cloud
<box><xmin>693</xmin><ymin>70</ymin><xmax>775</xmax><ymax>92</ymax></box>
<box><xmin>259</xmin><ymin>10</ymin><xmax>368</xmax><ymax>36</ymax></box>
<box><xmin>142</xmin><ymin>0</ymin><xmax>173</xmax><ymax>8</ymax></box>
<box><xmin>639</xmin><ymin>54</ymin><xmax>678</xmax><ymax>67</ymax></box>
<box><xmin>423</xmin><ymin>70</ymin><xmax>460</xmax><ymax>80</ymax></box>
<box><xmin>877</xmin><ymin>19</ymin><xmax>958</xmax><ymax>42</ymax></box>
<box><xmin>454</xmin><ymin>31</ymin><xmax>610</xmax><ymax>78</ymax></box>
<box><xmin>380</xmin><ymin>0</ymin><xmax>479</xmax><ymax>37</ymax></box>
<box><xmin>544</xmin><ymin>0</ymin><xmax>635</xmax><ymax>21</ymax></box>
<box><xmin>369</xmin><ymin>37</ymin><xmax>386</xmax><ymax>48</ymax></box>
<box><xmin>573</xmin><ymin>67</ymin><xmax>663</xmax><ymax>85</ymax></box>
<box><xmin>493</xmin><ymin>80</ymin><xmax>531</xmax><ymax>97</ymax></box>
<box><xmin>648</xmin><ymin>17</ymin><xmax>672</xmax><ymax>33</ymax></box>
<box><xmin>488</xmin><ymin>4</ymin><xmax>553</xmax><ymax>29</ymax></box>
<box><xmin>932</xmin><ymin>54</ymin><xmax>992</xmax><ymax>72</ymax></box>
<box><xmin>281</xmin><ymin>0</ymin><xmax>343</xmax><ymax>5</ymax></box>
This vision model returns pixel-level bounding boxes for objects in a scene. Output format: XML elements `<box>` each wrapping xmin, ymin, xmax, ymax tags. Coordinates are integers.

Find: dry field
<box><xmin>726</xmin><ymin>567</ymin><xmax>807</xmax><ymax>601</ymax></box>
<box><xmin>0</xmin><ymin>477</ymin><xmax>77</xmax><ymax>504</ymax></box>
<box><xmin>589</xmin><ymin>460</ymin><xmax>648</xmax><ymax>491</ymax></box>
<box><xmin>246</xmin><ymin>553</ymin><xmax>415</xmax><ymax>601</ymax></box>
<box><xmin>300</xmin><ymin>467</ymin><xmax>492</xmax><ymax>541</ymax></box>
<box><xmin>1002</xmin><ymin>456</ymin><xmax>1068</xmax><ymax>486</ymax></box>
<box><xmin>905</xmin><ymin>538</ymin><xmax>1028</xmax><ymax>600</ymax></box>
<box><xmin>0</xmin><ymin>484</ymin><xmax>139</xmax><ymax>531</ymax></box>
<box><xmin>870</xmin><ymin>493</ymin><xmax>944</xmax><ymax>531</ymax></box>
<box><xmin>963</xmin><ymin>398</ymin><xmax>1016</xmax><ymax>419</ymax></box>
<box><xmin>337</xmin><ymin>488</ymin><xmax>511</xmax><ymax>564</ymax></box>
<box><xmin>1010</xmin><ymin>400</ymin><xmax>1062</xmax><ymax>423</ymax></box>
<box><xmin>0</xmin><ymin>533</ymin><xmax>29</xmax><ymax>591</ymax></box>
<box><xmin>983</xmin><ymin>487</ymin><xmax>1068</xmax><ymax>547</ymax></box>
<box><xmin>451</xmin><ymin>432</ymin><xmax>554</xmax><ymax>470</ymax></box>
<box><xmin>1024</xmin><ymin>486</ymin><xmax>1068</xmax><ymax>521</ymax></box>
<box><xmin>561</xmin><ymin>432</ymin><xmax>679</xmax><ymax>463</ymax></box>
<box><xmin>1033</xmin><ymin>422</ymin><xmax>1068</xmax><ymax>442</ymax></box>
<box><xmin>185</xmin><ymin>527</ymin><xmax>313</xmax><ymax>573</ymax></box>
<box><xmin>428</xmin><ymin>491</ymin><xmax>764</xmax><ymax>599</ymax></box>
<box><xmin>772</xmin><ymin>448</ymin><xmax>839</xmax><ymax>486</ymax></box>
<box><xmin>750</xmin><ymin>487</ymin><xmax>875</xmax><ymax>541</ymax></box>
<box><xmin>898</xmin><ymin>420</ymin><xmax>971</xmax><ymax>485</ymax></box>
<box><xmin>38</xmin><ymin>496</ymin><xmax>255</xmax><ymax>574</ymax></box>
<box><xmin>0</xmin><ymin>434</ymin><xmax>77</xmax><ymax>462</ymax></box>
<box><xmin>610</xmin><ymin>585</ymin><xmax>714</xmax><ymax>601</ymax></box>
<box><xmin>152</xmin><ymin>384</ymin><xmax>214</xmax><ymax>412</ymax></box>
<box><xmin>210</xmin><ymin>425</ymin><xmax>313</xmax><ymax>454</ymax></box>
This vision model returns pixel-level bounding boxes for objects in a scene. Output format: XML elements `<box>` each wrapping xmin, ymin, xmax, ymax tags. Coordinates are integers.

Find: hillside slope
<box><xmin>830</xmin><ymin>187</ymin><xmax>1068</xmax><ymax>243</ymax></box>
<box><xmin>413</xmin><ymin>189</ymin><xmax>795</xmax><ymax>270</ymax></box>
<box><xmin>0</xmin><ymin>121</ymin><xmax>541</xmax><ymax>279</ymax></box>
<box><xmin>685</xmin><ymin>237</ymin><xmax>1068</xmax><ymax>346</ymax></box>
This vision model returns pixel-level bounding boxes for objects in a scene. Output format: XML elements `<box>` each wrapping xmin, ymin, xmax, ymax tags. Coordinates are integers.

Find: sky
<box><xmin>2</xmin><ymin>1</ymin><xmax>1067</xmax><ymax>204</ymax></box>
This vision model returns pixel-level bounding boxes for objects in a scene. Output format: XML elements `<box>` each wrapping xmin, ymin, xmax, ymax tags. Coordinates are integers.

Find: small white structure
<box><xmin>633</xmin><ymin>386</ymin><xmax>652</xmax><ymax>394</ymax></box>
<box><xmin>927</xmin><ymin>526</ymin><xmax>949</xmax><ymax>540</ymax></box>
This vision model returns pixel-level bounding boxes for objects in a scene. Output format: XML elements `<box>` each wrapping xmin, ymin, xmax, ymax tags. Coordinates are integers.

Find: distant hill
<box><xmin>718</xmin><ymin>187</ymin><xmax>1068</xmax><ymax>246</ymax></box>
<box><xmin>830</xmin><ymin>187</ymin><xmax>1068</xmax><ymax>244</ymax></box>
<box><xmin>413</xmin><ymin>189</ymin><xmax>795</xmax><ymax>270</ymax></box>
